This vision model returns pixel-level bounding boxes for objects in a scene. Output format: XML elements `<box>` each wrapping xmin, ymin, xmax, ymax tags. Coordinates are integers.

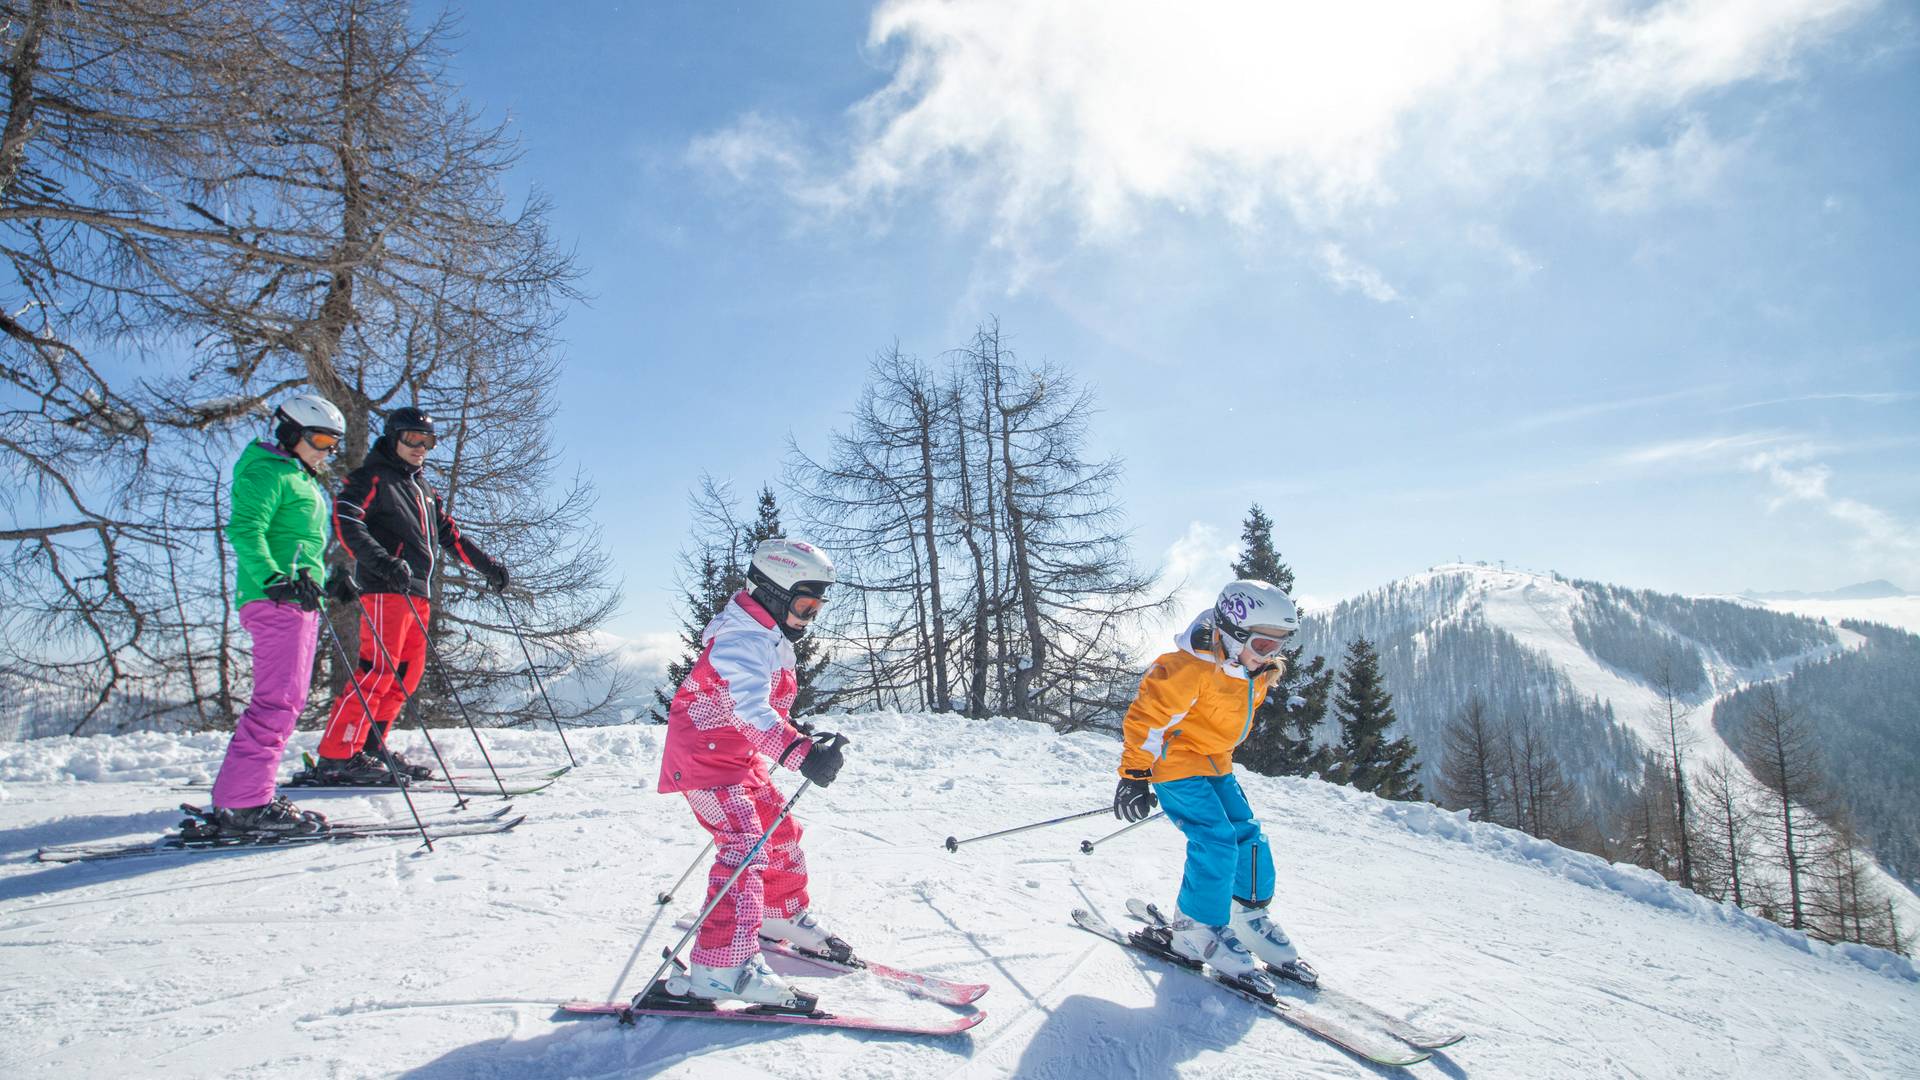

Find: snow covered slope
<box><xmin>1</xmin><ymin>716</ymin><xmax>1914</xmax><ymax>1078</ymax></box>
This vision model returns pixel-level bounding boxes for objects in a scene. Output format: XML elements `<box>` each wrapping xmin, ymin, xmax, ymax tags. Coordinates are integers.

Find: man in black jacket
<box><xmin>311</xmin><ymin>407</ymin><xmax>509</xmax><ymax>784</ymax></box>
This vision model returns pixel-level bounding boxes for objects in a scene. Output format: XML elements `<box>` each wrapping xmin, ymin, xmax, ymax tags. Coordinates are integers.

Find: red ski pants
<box><xmin>685</xmin><ymin>762</ymin><xmax>810</xmax><ymax>967</ymax></box>
<box><xmin>318</xmin><ymin>593</ymin><xmax>430</xmax><ymax>760</ymax></box>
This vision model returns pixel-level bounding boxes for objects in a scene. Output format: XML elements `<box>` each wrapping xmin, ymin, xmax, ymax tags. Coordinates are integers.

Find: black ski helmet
<box><xmin>383</xmin><ymin>406</ymin><xmax>436</xmax><ymax>441</ymax></box>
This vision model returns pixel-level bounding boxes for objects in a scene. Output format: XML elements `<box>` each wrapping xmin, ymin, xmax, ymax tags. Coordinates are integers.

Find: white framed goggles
<box><xmin>1243</xmin><ymin>628</ymin><xmax>1294</xmax><ymax>657</ymax></box>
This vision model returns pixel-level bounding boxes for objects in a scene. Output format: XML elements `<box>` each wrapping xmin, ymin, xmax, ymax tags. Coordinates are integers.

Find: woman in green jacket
<box><xmin>208</xmin><ymin>394</ymin><xmax>346</xmax><ymax>835</ymax></box>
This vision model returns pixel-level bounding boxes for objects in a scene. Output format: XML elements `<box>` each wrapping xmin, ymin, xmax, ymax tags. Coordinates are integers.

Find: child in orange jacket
<box><xmin>1115</xmin><ymin>579</ymin><xmax>1307</xmax><ymax>986</ymax></box>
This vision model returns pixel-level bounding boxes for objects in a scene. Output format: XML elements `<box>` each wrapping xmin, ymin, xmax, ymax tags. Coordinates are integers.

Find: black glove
<box><xmin>265</xmin><ymin>571</ymin><xmax>322</xmax><ymax>613</ymax></box>
<box><xmin>367</xmin><ymin>556</ymin><xmax>412</xmax><ymax>590</ymax></box>
<box><xmin>798</xmin><ymin>732</ymin><xmax>848</xmax><ymax>788</ymax></box>
<box><xmin>482</xmin><ymin>562</ymin><xmax>509</xmax><ymax>594</ymax></box>
<box><xmin>325</xmin><ymin>572</ymin><xmax>361</xmax><ymax>607</ymax></box>
<box><xmin>1114</xmin><ymin>771</ymin><xmax>1157</xmax><ymax>821</ymax></box>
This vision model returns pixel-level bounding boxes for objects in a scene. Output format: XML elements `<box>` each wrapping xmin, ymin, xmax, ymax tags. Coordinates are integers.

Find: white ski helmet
<box><xmin>1213</xmin><ymin>579</ymin><xmax>1300</xmax><ymax>657</ymax></box>
<box><xmin>748</xmin><ymin>538</ymin><xmax>836</xmax><ymax>638</ymax></box>
<box><xmin>273</xmin><ymin>393</ymin><xmax>346</xmax><ymax>436</ymax></box>
<box><xmin>749</xmin><ymin>538</ymin><xmax>836</xmax><ymax>596</ymax></box>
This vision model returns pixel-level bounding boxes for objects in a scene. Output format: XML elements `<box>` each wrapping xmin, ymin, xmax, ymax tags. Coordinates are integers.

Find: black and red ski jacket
<box><xmin>332</xmin><ymin>438</ymin><xmax>500</xmax><ymax>597</ymax></box>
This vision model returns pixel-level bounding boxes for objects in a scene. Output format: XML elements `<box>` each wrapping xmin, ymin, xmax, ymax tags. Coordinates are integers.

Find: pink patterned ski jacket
<box><xmin>658</xmin><ymin>591</ymin><xmax>812</xmax><ymax>793</ymax></box>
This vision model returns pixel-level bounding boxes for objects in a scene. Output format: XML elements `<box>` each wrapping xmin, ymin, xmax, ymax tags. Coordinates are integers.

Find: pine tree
<box><xmin>652</xmin><ymin>484</ymin><xmax>833</xmax><ymax>721</ymax></box>
<box><xmin>1329</xmin><ymin>638</ymin><xmax>1424</xmax><ymax>800</ymax></box>
<box><xmin>1231</xmin><ymin>505</ymin><xmax>1293</xmax><ymax>592</ymax></box>
<box><xmin>1228</xmin><ymin>504</ymin><xmax>1333</xmax><ymax>776</ymax></box>
<box><xmin>650</xmin><ymin>552</ymin><xmax>733</xmax><ymax>723</ymax></box>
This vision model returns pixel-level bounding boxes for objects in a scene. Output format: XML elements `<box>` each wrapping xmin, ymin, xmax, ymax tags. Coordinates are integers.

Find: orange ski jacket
<box><xmin>1119</xmin><ymin>613</ymin><xmax>1283</xmax><ymax>783</ymax></box>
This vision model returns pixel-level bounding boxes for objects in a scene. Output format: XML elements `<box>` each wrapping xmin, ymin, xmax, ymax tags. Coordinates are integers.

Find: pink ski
<box><xmin>558</xmin><ymin>1000</ymin><xmax>984</xmax><ymax>1036</ymax></box>
<box><xmin>672</xmin><ymin>916</ymin><xmax>989</xmax><ymax>1006</ymax></box>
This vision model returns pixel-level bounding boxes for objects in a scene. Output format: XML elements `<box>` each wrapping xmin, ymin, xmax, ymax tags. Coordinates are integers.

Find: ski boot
<box><xmin>655</xmin><ymin>953</ymin><xmax>819</xmax><ymax>1014</ymax></box>
<box><xmin>376</xmin><ymin>748</ymin><xmax>434</xmax><ymax>782</ymax></box>
<box><xmin>761</xmin><ymin>908</ymin><xmax>854</xmax><ymax>964</ymax></box>
<box><xmin>181</xmin><ymin>796</ymin><xmax>328</xmax><ymax>839</ymax></box>
<box><xmin>1167</xmin><ymin>914</ymin><xmax>1273</xmax><ymax>992</ymax></box>
<box><xmin>1230</xmin><ymin>900</ymin><xmax>1299</xmax><ymax>963</ymax></box>
<box><xmin>306</xmin><ymin>752</ymin><xmax>405</xmax><ymax>786</ymax></box>
<box><xmin>365</xmin><ymin>733</ymin><xmax>435</xmax><ymax>781</ymax></box>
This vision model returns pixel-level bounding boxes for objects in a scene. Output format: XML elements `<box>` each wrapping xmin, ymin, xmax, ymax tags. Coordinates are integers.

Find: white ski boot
<box><xmin>1229</xmin><ymin>900</ymin><xmax>1300</xmax><ymax>968</ymax></box>
<box><xmin>761</xmin><ymin>908</ymin><xmax>854</xmax><ymax>963</ymax></box>
<box><xmin>666</xmin><ymin>954</ymin><xmax>816</xmax><ymax>1011</ymax></box>
<box><xmin>1167</xmin><ymin>913</ymin><xmax>1270</xmax><ymax>989</ymax></box>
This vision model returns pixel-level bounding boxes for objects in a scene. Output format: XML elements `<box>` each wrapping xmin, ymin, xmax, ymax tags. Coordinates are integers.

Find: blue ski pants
<box><xmin>1155</xmin><ymin>772</ymin><xmax>1273</xmax><ymax>927</ymax></box>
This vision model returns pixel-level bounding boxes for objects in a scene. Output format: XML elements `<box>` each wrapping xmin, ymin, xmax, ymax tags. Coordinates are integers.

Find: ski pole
<box><xmin>297</xmin><ymin>549</ymin><xmax>433</xmax><ymax>851</ymax></box>
<box><xmin>352</xmin><ymin>590</ymin><xmax>469</xmax><ymax>809</ymax></box>
<box><xmin>497</xmin><ymin>592</ymin><xmax>577</xmax><ymax>767</ymax></box>
<box><xmin>1080</xmin><ymin>811</ymin><xmax>1164</xmax><ymax>854</ymax></box>
<box><xmin>656</xmin><ymin>839</ymin><xmax>715</xmax><ymax>905</ymax></box>
<box><xmin>398</xmin><ymin>595</ymin><xmax>511</xmax><ymax>799</ymax></box>
<box><xmin>943</xmin><ymin>806</ymin><xmax>1110</xmax><ymax>853</ymax></box>
<box><xmin>632</xmin><ymin>773</ymin><xmax>825</xmax><ymax>1006</ymax></box>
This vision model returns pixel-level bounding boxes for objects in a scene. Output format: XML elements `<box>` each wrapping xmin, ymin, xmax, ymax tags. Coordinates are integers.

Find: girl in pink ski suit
<box><xmin>659</xmin><ymin>586</ymin><xmax>830</xmax><ymax>968</ymax></box>
<box><xmin>658</xmin><ymin>538</ymin><xmax>845</xmax><ymax>1000</ymax></box>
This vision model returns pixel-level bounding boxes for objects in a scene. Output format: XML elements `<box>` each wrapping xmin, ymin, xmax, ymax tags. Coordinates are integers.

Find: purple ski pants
<box><xmin>211</xmin><ymin>600</ymin><xmax>322</xmax><ymax>809</ymax></box>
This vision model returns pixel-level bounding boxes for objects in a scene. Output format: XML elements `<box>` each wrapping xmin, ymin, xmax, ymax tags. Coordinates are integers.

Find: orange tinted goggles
<box><xmin>1247</xmin><ymin>631</ymin><xmax>1292</xmax><ymax>657</ymax></box>
<box><xmin>304</xmin><ymin>431</ymin><xmax>341</xmax><ymax>452</ymax></box>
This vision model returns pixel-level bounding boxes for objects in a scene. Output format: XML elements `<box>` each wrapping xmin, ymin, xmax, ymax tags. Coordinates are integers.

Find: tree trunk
<box><xmin>916</xmin><ymin>394</ymin><xmax>948</xmax><ymax>712</ymax></box>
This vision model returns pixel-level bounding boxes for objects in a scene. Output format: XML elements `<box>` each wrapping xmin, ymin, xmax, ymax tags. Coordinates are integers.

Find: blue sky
<box><xmin>435</xmin><ymin>1</ymin><xmax>1919</xmax><ymax>641</ymax></box>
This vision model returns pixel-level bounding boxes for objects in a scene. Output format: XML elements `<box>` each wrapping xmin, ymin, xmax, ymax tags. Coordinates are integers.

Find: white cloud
<box><xmin>1720</xmin><ymin>390</ymin><xmax>1920</xmax><ymax>412</ymax></box>
<box><xmin>1614</xmin><ymin>431</ymin><xmax>1790</xmax><ymax>466</ymax></box>
<box><xmin>1596</xmin><ymin>116</ymin><xmax>1742</xmax><ymax>213</ymax></box>
<box><xmin>1512</xmin><ymin>385</ymin><xmax>1725</xmax><ymax>432</ymax></box>
<box><xmin>693</xmin><ymin>0</ymin><xmax>1877</xmax><ymax>286</ymax></box>
<box><xmin>1133</xmin><ymin>521</ymin><xmax>1240</xmax><ymax>656</ymax></box>
<box><xmin>1317</xmin><ymin>243</ymin><xmax>1401</xmax><ymax>303</ymax></box>
<box><xmin>1745</xmin><ymin>449</ymin><xmax>1920</xmax><ymax>578</ymax></box>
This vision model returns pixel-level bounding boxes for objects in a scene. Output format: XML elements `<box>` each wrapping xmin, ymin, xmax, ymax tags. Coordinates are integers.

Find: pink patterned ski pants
<box><xmin>685</xmin><ymin>762</ymin><xmax>810</xmax><ymax>967</ymax></box>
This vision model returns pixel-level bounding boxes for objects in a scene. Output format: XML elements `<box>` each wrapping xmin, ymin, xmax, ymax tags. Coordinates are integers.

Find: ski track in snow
<box><xmin>1</xmin><ymin>715</ymin><xmax>1916</xmax><ymax>1079</ymax></box>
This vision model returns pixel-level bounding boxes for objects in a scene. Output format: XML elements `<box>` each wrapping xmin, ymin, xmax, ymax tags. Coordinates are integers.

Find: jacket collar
<box><xmin>733</xmin><ymin>589</ymin><xmax>777</xmax><ymax>629</ymax></box>
<box><xmin>1177</xmin><ymin>610</ymin><xmax>1257</xmax><ymax>681</ymax></box>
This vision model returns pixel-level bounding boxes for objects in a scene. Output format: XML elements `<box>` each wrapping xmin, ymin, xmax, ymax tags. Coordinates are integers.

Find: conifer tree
<box><xmin>652</xmin><ymin>483</ymin><xmax>832</xmax><ymax>720</ymax></box>
<box><xmin>1329</xmin><ymin>637</ymin><xmax>1424</xmax><ymax>800</ymax></box>
<box><xmin>1229</xmin><ymin>504</ymin><xmax>1333</xmax><ymax>776</ymax></box>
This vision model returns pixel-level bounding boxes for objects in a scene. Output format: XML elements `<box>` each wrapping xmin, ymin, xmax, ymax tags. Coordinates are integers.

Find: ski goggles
<box><xmin>304</xmin><ymin>430</ymin><xmax>342</xmax><ymax>452</ymax></box>
<box><xmin>789</xmin><ymin>584</ymin><xmax>830</xmax><ymax>621</ymax></box>
<box><xmin>1244</xmin><ymin>630</ymin><xmax>1293</xmax><ymax>658</ymax></box>
<box><xmin>398</xmin><ymin>432</ymin><xmax>438</xmax><ymax>450</ymax></box>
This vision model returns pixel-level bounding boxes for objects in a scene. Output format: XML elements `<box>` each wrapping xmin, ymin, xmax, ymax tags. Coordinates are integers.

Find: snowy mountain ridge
<box><xmin>0</xmin><ymin>715</ymin><xmax>1915</xmax><ymax>1078</ymax></box>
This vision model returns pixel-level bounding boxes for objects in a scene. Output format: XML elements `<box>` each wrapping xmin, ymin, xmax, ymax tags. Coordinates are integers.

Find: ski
<box><xmin>36</xmin><ymin>809</ymin><xmax>526</xmax><ymax>863</ymax></box>
<box><xmin>670</xmin><ymin>916</ymin><xmax>989</xmax><ymax>1006</ymax></box>
<box><xmin>1125</xmin><ymin>898</ymin><xmax>1464</xmax><ymax>1050</ymax></box>
<box><xmin>1072</xmin><ymin>907</ymin><xmax>1431</xmax><ymax>1068</ymax></box>
<box><xmin>279</xmin><ymin>776</ymin><xmax>563</xmax><ymax>796</ymax></box>
<box><xmin>557</xmin><ymin>998</ymin><xmax>984</xmax><ymax>1036</ymax></box>
<box><xmin>174</xmin><ymin>765</ymin><xmax>571</xmax><ymax>796</ymax></box>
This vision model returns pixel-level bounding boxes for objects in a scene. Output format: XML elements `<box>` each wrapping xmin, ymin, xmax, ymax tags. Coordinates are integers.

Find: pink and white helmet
<box><xmin>749</xmin><ymin>538</ymin><xmax>836</xmax><ymax>597</ymax></box>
